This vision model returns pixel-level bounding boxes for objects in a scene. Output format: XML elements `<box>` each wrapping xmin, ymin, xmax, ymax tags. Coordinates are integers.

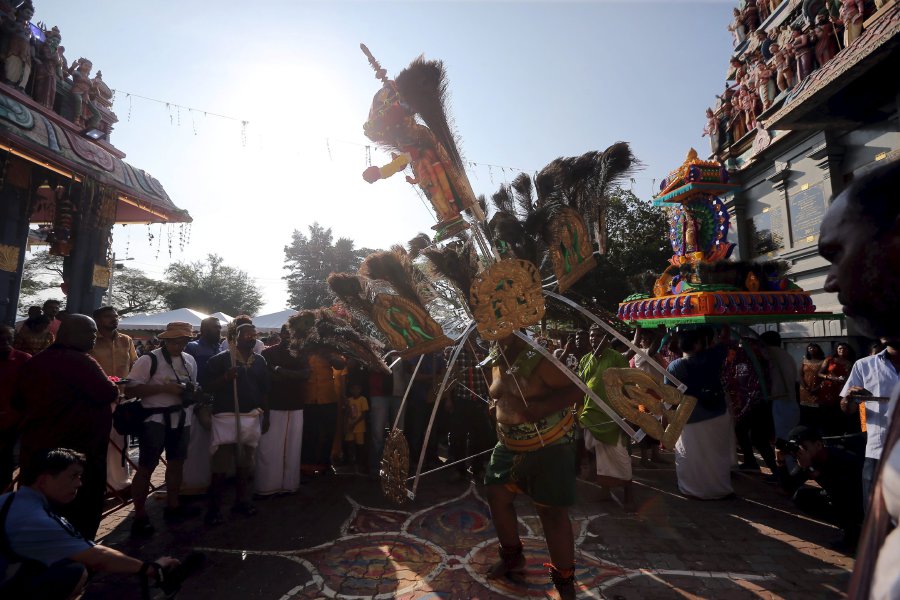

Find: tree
<box><xmin>569</xmin><ymin>188</ymin><xmax>670</xmax><ymax>311</ymax></box>
<box><xmin>283</xmin><ymin>223</ymin><xmax>375</xmax><ymax>310</ymax></box>
<box><xmin>106</xmin><ymin>267</ymin><xmax>167</xmax><ymax>316</ymax></box>
<box><xmin>162</xmin><ymin>254</ymin><xmax>263</xmax><ymax>316</ymax></box>
<box><xmin>18</xmin><ymin>250</ymin><xmax>64</xmax><ymax>313</ymax></box>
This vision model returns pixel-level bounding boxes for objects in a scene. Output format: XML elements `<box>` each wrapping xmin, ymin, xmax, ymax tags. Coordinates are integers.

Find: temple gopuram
<box><xmin>699</xmin><ymin>0</ymin><xmax>898</xmax><ymax>350</ymax></box>
<box><xmin>0</xmin><ymin>0</ymin><xmax>189</xmax><ymax>324</ymax></box>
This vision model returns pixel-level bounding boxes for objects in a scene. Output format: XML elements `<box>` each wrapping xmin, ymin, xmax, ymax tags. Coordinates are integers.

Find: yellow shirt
<box><xmin>345</xmin><ymin>396</ymin><xmax>369</xmax><ymax>434</ymax></box>
<box><xmin>89</xmin><ymin>332</ymin><xmax>138</xmax><ymax>378</ymax></box>
<box><xmin>304</xmin><ymin>353</ymin><xmax>346</xmax><ymax>406</ymax></box>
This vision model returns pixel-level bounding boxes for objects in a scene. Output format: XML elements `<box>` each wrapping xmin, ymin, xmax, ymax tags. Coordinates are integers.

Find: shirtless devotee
<box><xmin>484</xmin><ymin>332</ymin><xmax>584</xmax><ymax>600</ymax></box>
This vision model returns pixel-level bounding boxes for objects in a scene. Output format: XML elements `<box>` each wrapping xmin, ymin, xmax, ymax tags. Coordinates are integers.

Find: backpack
<box><xmin>112</xmin><ymin>353</ymin><xmax>158</xmax><ymax>437</ymax></box>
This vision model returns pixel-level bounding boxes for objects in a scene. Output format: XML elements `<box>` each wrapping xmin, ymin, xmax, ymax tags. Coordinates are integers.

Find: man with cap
<box><xmin>126</xmin><ymin>322</ymin><xmax>200</xmax><ymax>536</ymax></box>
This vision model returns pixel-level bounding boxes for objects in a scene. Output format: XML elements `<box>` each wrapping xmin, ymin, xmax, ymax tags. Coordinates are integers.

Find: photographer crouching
<box><xmin>0</xmin><ymin>448</ymin><xmax>203</xmax><ymax>599</ymax></box>
<box><xmin>781</xmin><ymin>425</ymin><xmax>865</xmax><ymax>553</ymax></box>
<box><xmin>126</xmin><ymin>322</ymin><xmax>203</xmax><ymax>537</ymax></box>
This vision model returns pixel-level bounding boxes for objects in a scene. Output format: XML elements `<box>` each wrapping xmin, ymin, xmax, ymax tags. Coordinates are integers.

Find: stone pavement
<box><xmin>84</xmin><ymin>454</ymin><xmax>854</xmax><ymax>599</ymax></box>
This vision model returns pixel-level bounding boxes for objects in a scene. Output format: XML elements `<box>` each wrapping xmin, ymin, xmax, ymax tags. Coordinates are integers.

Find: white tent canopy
<box><xmin>252</xmin><ymin>309</ymin><xmax>297</xmax><ymax>333</ymax></box>
<box><xmin>210</xmin><ymin>312</ymin><xmax>233</xmax><ymax>323</ymax></box>
<box><xmin>118</xmin><ymin>308</ymin><xmax>211</xmax><ymax>331</ymax></box>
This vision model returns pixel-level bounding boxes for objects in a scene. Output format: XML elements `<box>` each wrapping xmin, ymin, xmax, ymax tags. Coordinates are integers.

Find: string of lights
<box><xmin>111</xmin><ymin>91</ymin><xmax>660</xmax><ymax>193</ymax></box>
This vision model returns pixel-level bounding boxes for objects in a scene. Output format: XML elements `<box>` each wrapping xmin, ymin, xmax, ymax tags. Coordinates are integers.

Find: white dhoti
<box><xmin>106</xmin><ymin>428</ymin><xmax>131</xmax><ymax>491</ymax></box>
<box><xmin>584</xmin><ymin>430</ymin><xmax>632</xmax><ymax>481</ymax></box>
<box><xmin>255</xmin><ymin>409</ymin><xmax>304</xmax><ymax>495</ymax></box>
<box><xmin>181</xmin><ymin>410</ymin><xmax>212</xmax><ymax>495</ymax></box>
<box><xmin>210</xmin><ymin>410</ymin><xmax>262</xmax><ymax>454</ymax></box>
<box><xmin>675</xmin><ymin>412</ymin><xmax>734</xmax><ymax>500</ymax></box>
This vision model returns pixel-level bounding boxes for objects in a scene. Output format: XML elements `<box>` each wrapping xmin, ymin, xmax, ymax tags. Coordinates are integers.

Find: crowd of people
<box><xmin>0</xmin><ymin>160</ymin><xmax>898</xmax><ymax>599</ymax></box>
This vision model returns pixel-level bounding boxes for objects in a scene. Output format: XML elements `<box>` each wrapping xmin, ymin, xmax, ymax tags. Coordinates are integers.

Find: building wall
<box><xmin>726</xmin><ymin>108</ymin><xmax>899</xmax><ymax>350</ymax></box>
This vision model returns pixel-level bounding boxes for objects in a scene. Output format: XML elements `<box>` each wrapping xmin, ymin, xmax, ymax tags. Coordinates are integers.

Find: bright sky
<box><xmin>36</xmin><ymin>0</ymin><xmax>734</xmax><ymax>315</ymax></box>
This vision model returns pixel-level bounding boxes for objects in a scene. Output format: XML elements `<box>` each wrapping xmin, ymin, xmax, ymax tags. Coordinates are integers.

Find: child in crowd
<box><xmin>343</xmin><ymin>383</ymin><xmax>369</xmax><ymax>474</ymax></box>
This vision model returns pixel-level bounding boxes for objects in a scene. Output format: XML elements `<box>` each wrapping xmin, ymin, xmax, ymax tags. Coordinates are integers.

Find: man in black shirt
<box><xmin>786</xmin><ymin>425</ymin><xmax>864</xmax><ymax>551</ymax></box>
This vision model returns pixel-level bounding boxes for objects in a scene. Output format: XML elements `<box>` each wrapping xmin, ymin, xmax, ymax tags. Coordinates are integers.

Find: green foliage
<box><xmin>283</xmin><ymin>223</ymin><xmax>374</xmax><ymax>310</ymax></box>
<box><xmin>17</xmin><ymin>250</ymin><xmax>64</xmax><ymax>314</ymax></box>
<box><xmin>568</xmin><ymin>188</ymin><xmax>670</xmax><ymax>311</ymax></box>
<box><xmin>107</xmin><ymin>267</ymin><xmax>167</xmax><ymax>316</ymax></box>
<box><xmin>163</xmin><ymin>253</ymin><xmax>263</xmax><ymax>316</ymax></box>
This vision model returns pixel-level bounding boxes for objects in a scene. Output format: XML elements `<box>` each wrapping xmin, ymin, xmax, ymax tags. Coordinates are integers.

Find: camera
<box><xmin>775</xmin><ymin>438</ymin><xmax>801</xmax><ymax>454</ymax></box>
<box><xmin>146</xmin><ymin>552</ymin><xmax>205</xmax><ymax>598</ymax></box>
<box><xmin>179</xmin><ymin>382</ymin><xmax>202</xmax><ymax>407</ymax></box>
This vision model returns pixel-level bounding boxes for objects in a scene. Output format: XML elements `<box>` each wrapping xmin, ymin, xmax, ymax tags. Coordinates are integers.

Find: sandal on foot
<box><xmin>546</xmin><ymin>563</ymin><xmax>576</xmax><ymax>600</ymax></box>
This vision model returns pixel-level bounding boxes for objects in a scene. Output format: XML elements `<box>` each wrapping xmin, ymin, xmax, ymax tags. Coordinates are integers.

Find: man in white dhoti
<box><xmin>666</xmin><ymin>328</ymin><xmax>735</xmax><ymax>500</ymax></box>
<box><xmin>200</xmin><ymin>323</ymin><xmax>270</xmax><ymax>525</ymax></box>
<box><xmin>257</xmin><ymin>325</ymin><xmax>309</xmax><ymax>495</ymax></box>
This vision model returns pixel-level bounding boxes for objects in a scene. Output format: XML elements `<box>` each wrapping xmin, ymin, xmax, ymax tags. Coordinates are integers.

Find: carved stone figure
<box><xmin>756</xmin><ymin>29</ymin><xmax>774</xmax><ymax>60</ymax></box>
<box><xmin>758</xmin><ymin>0</ymin><xmax>771</xmax><ymax>22</ymax></box>
<box><xmin>814</xmin><ymin>14</ymin><xmax>841</xmax><ymax>67</ymax></box>
<box><xmin>729</xmin><ymin>57</ymin><xmax>747</xmax><ymax>85</ymax></box>
<box><xmin>728</xmin><ymin>93</ymin><xmax>746</xmax><ymax>142</ymax></box>
<box><xmin>31</xmin><ymin>26</ymin><xmax>62</xmax><ymax>109</ymax></box>
<box><xmin>790</xmin><ymin>25</ymin><xmax>816</xmax><ymax>82</ymax></box>
<box><xmin>728</xmin><ymin>7</ymin><xmax>746</xmax><ymax>46</ymax></box>
<box><xmin>839</xmin><ymin>0</ymin><xmax>864</xmax><ymax>46</ymax></box>
<box><xmin>772</xmin><ymin>43</ymin><xmax>795</xmax><ymax>92</ymax></box>
<box><xmin>1</xmin><ymin>0</ymin><xmax>34</xmax><ymax>89</ymax></box>
<box><xmin>802</xmin><ymin>0</ymin><xmax>829</xmax><ymax>27</ymax></box>
<box><xmin>743</xmin><ymin>0</ymin><xmax>761</xmax><ymax>34</ymax></box>
<box><xmin>90</xmin><ymin>70</ymin><xmax>113</xmax><ymax>109</ymax></box>
<box><xmin>754</xmin><ymin>59</ymin><xmax>774</xmax><ymax>110</ymax></box>
<box><xmin>68</xmin><ymin>58</ymin><xmax>101</xmax><ymax>129</ymax></box>
<box><xmin>739</xmin><ymin>85</ymin><xmax>758</xmax><ymax>132</ymax></box>
<box><xmin>702</xmin><ymin>107</ymin><xmax>720</xmax><ymax>155</ymax></box>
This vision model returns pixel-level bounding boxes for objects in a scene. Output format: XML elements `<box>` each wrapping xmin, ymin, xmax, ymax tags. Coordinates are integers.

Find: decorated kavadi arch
<box><xmin>617</xmin><ymin>149</ymin><xmax>840</xmax><ymax>328</ymax></box>
<box><xmin>306</xmin><ymin>45</ymin><xmax>699</xmax><ymax>505</ymax></box>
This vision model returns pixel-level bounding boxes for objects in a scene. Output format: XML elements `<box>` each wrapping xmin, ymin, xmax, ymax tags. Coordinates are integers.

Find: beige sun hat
<box><xmin>157</xmin><ymin>321</ymin><xmax>194</xmax><ymax>339</ymax></box>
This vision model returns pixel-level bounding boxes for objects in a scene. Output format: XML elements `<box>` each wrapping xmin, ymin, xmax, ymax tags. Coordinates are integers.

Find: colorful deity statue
<box><xmin>814</xmin><ymin>14</ymin><xmax>841</xmax><ymax>67</ymax></box>
<box><xmin>753</xmin><ymin>57</ymin><xmax>775</xmax><ymax>110</ymax></box>
<box><xmin>790</xmin><ymin>25</ymin><xmax>816</xmax><ymax>82</ymax></box>
<box><xmin>68</xmin><ymin>58</ymin><xmax>101</xmax><ymax>129</ymax></box>
<box><xmin>359</xmin><ymin>45</ymin><xmax>484</xmax><ymax>241</ymax></box>
<box><xmin>31</xmin><ymin>26</ymin><xmax>62</xmax><ymax>109</ymax></box>
<box><xmin>728</xmin><ymin>7</ymin><xmax>747</xmax><ymax>46</ymax></box>
<box><xmin>1</xmin><ymin>0</ymin><xmax>34</xmax><ymax>89</ymax></box>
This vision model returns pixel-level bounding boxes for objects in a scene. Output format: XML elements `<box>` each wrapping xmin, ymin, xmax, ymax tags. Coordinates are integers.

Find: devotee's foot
<box><xmin>547</xmin><ymin>564</ymin><xmax>576</xmax><ymax>600</ymax></box>
<box><xmin>486</xmin><ymin>543</ymin><xmax>526</xmax><ymax>580</ymax></box>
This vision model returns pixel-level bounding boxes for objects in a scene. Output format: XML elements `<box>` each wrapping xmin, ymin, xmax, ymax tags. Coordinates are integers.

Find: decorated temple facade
<box><xmin>701</xmin><ymin>0</ymin><xmax>899</xmax><ymax>351</ymax></box>
<box><xmin>0</xmin><ymin>1</ymin><xmax>190</xmax><ymax>324</ymax></box>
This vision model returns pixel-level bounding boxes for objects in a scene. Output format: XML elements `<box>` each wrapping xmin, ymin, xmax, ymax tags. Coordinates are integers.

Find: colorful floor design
<box><xmin>196</xmin><ymin>484</ymin><xmax>774</xmax><ymax>599</ymax></box>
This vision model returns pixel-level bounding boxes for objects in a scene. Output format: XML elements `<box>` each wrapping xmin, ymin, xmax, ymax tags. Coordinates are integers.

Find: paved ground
<box><xmin>84</xmin><ymin>452</ymin><xmax>854</xmax><ymax>599</ymax></box>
